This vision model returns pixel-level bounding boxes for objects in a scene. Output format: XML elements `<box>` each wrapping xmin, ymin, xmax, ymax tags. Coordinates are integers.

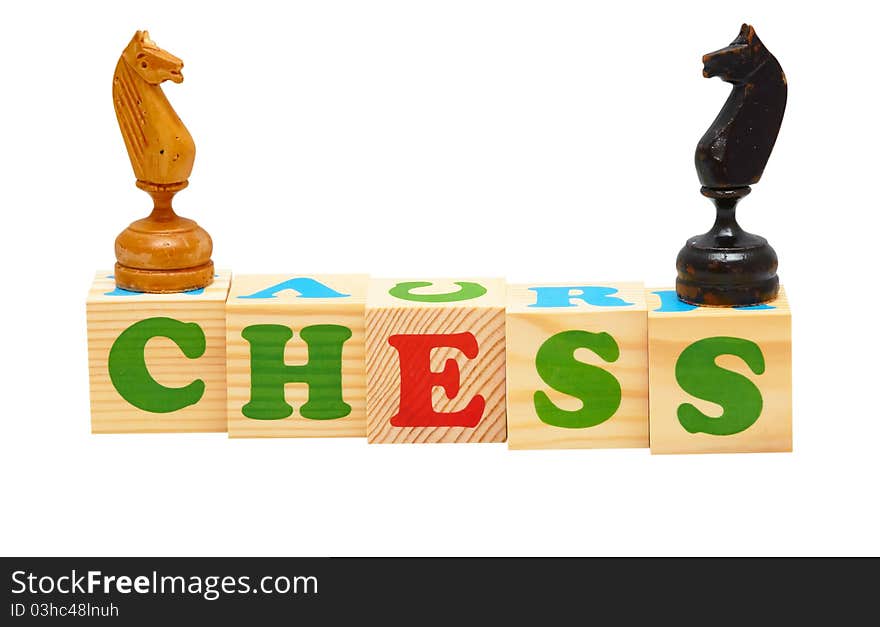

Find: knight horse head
<box><xmin>695</xmin><ymin>24</ymin><xmax>787</xmax><ymax>190</ymax></box>
<box><xmin>122</xmin><ymin>30</ymin><xmax>184</xmax><ymax>85</ymax></box>
<box><xmin>113</xmin><ymin>30</ymin><xmax>195</xmax><ymax>188</ymax></box>
<box><xmin>702</xmin><ymin>24</ymin><xmax>769</xmax><ymax>84</ymax></box>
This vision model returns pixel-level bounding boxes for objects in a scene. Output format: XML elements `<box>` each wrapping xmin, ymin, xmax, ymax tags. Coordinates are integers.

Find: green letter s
<box><xmin>533</xmin><ymin>330</ymin><xmax>622</xmax><ymax>429</ymax></box>
<box><xmin>675</xmin><ymin>336</ymin><xmax>765</xmax><ymax>436</ymax></box>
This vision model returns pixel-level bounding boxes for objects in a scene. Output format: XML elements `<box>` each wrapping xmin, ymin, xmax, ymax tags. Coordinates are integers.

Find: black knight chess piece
<box><xmin>676</xmin><ymin>24</ymin><xmax>787</xmax><ymax>306</ymax></box>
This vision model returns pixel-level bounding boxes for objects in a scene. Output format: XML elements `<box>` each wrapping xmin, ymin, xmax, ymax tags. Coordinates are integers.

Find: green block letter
<box><xmin>533</xmin><ymin>330</ymin><xmax>622</xmax><ymax>429</ymax></box>
<box><xmin>242</xmin><ymin>324</ymin><xmax>352</xmax><ymax>420</ymax></box>
<box><xmin>675</xmin><ymin>336</ymin><xmax>765</xmax><ymax>436</ymax></box>
<box><xmin>108</xmin><ymin>317</ymin><xmax>206</xmax><ymax>413</ymax></box>
<box><xmin>388</xmin><ymin>281</ymin><xmax>487</xmax><ymax>303</ymax></box>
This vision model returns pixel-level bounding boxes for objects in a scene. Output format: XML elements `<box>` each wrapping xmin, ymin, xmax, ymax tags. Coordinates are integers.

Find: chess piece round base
<box><xmin>676</xmin><ymin>245</ymin><xmax>778</xmax><ymax>307</ymax></box>
<box><xmin>114</xmin><ymin>186</ymin><xmax>214</xmax><ymax>293</ymax></box>
<box><xmin>675</xmin><ymin>187</ymin><xmax>779</xmax><ymax>307</ymax></box>
<box><xmin>114</xmin><ymin>260</ymin><xmax>215</xmax><ymax>293</ymax></box>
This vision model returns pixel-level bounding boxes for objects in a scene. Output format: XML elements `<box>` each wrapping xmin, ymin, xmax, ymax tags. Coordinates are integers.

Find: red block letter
<box><xmin>388</xmin><ymin>332</ymin><xmax>485</xmax><ymax>428</ymax></box>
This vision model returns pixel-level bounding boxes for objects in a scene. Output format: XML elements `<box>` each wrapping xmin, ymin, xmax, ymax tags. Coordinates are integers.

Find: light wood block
<box><xmin>506</xmin><ymin>282</ymin><xmax>648</xmax><ymax>449</ymax></box>
<box><xmin>365</xmin><ymin>278</ymin><xmax>507</xmax><ymax>443</ymax></box>
<box><xmin>226</xmin><ymin>274</ymin><xmax>368</xmax><ymax>438</ymax></box>
<box><xmin>647</xmin><ymin>287</ymin><xmax>792</xmax><ymax>454</ymax></box>
<box><xmin>86</xmin><ymin>271</ymin><xmax>231</xmax><ymax>433</ymax></box>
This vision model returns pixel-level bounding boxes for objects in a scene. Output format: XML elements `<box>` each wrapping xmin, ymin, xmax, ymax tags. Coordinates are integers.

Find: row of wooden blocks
<box><xmin>86</xmin><ymin>273</ymin><xmax>792</xmax><ymax>453</ymax></box>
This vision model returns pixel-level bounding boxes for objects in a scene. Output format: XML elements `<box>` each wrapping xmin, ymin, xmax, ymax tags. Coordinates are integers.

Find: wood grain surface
<box><xmin>506</xmin><ymin>282</ymin><xmax>648</xmax><ymax>449</ymax></box>
<box><xmin>647</xmin><ymin>287</ymin><xmax>792</xmax><ymax>454</ymax></box>
<box><xmin>226</xmin><ymin>274</ymin><xmax>367</xmax><ymax>438</ymax></box>
<box><xmin>365</xmin><ymin>278</ymin><xmax>507</xmax><ymax>443</ymax></box>
<box><xmin>86</xmin><ymin>271</ymin><xmax>231</xmax><ymax>433</ymax></box>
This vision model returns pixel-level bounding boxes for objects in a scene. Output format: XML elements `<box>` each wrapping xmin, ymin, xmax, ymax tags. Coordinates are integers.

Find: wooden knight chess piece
<box><xmin>676</xmin><ymin>24</ymin><xmax>786</xmax><ymax>306</ymax></box>
<box><xmin>112</xmin><ymin>31</ymin><xmax>213</xmax><ymax>293</ymax></box>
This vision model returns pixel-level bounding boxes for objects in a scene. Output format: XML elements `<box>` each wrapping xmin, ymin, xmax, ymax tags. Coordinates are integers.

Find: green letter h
<box><xmin>241</xmin><ymin>324</ymin><xmax>352</xmax><ymax>420</ymax></box>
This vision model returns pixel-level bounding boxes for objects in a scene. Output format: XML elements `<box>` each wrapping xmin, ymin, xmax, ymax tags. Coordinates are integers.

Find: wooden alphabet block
<box><xmin>647</xmin><ymin>287</ymin><xmax>792</xmax><ymax>454</ymax></box>
<box><xmin>365</xmin><ymin>278</ymin><xmax>506</xmax><ymax>443</ymax></box>
<box><xmin>86</xmin><ymin>271</ymin><xmax>231</xmax><ymax>433</ymax></box>
<box><xmin>225</xmin><ymin>274</ymin><xmax>368</xmax><ymax>438</ymax></box>
<box><xmin>505</xmin><ymin>282</ymin><xmax>649</xmax><ymax>449</ymax></box>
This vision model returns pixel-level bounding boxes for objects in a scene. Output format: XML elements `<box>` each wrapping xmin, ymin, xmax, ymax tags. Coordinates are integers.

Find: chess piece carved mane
<box><xmin>676</xmin><ymin>24</ymin><xmax>786</xmax><ymax>306</ymax></box>
<box><xmin>112</xmin><ymin>30</ymin><xmax>213</xmax><ymax>293</ymax></box>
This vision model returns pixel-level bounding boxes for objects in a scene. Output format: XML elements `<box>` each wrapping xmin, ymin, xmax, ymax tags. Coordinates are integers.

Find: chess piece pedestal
<box><xmin>114</xmin><ymin>182</ymin><xmax>214</xmax><ymax>293</ymax></box>
<box><xmin>676</xmin><ymin>186</ymin><xmax>778</xmax><ymax>307</ymax></box>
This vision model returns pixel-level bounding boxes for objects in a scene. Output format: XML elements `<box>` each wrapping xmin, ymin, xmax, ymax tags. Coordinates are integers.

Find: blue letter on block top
<box><xmin>651</xmin><ymin>290</ymin><xmax>775</xmax><ymax>312</ymax></box>
<box><xmin>104</xmin><ymin>276</ymin><xmax>206</xmax><ymax>297</ymax></box>
<box><xmin>651</xmin><ymin>290</ymin><xmax>697</xmax><ymax>312</ymax></box>
<box><xmin>238</xmin><ymin>278</ymin><xmax>349</xmax><ymax>300</ymax></box>
<box><xmin>528</xmin><ymin>286</ymin><xmax>633</xmax><ymax>308</ymax></box>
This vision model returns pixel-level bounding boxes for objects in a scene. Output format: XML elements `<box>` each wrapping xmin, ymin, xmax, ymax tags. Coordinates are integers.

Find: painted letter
<box><xmin>388</xmin><ymin>332</ymin><xmax>484</xmax><ymax>428</ymax></box>
<box><xmin>534</xmin><ymin>330</ymin><xmax>621</xmax><ymax>428</ymax></box>
<box><xmin>388</xmin><ymin>281</ymin><xmax>487</xmax><ymax>303</ymax></box>
<box><xmin>651</xmin><ymin>290</ymin><xmax>774</xmax><ymax>312</ymax></box>
<box><xmin>237</xmin><ymin>277</ymin><xmax>349</xmax><ymax>300</ymax></box>
<box><xmin>651</xmin><ymin>290</ymin><xmax>698</xmax><ymax>312</ymax></box>
<box><xmin>108</xmin><ymin>317</ymin><xmax>206</xmax><ymax>413</ymax></box>
<box><xmin>529</xmin><ymin>286</ymin><xmax>632</xmax><ymax>308</ymax></box>
<box><xmin>675</xmin><ymin>336</ymin><xmax>765</xmax><ymax>435</ymax></box>
<box><xmin>242</xmin><ymin>324</ymin><xmax>352</xmax><ymax>420</ymax></box>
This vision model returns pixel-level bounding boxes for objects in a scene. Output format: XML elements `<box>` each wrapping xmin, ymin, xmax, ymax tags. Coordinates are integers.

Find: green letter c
<box><xmin>108</xmin><ymin>317</ymin><xmax>206</xmax><ymax>413</ymax></box>
<box><xmin>388</xmin><ymin>281</ymin><xmax>488</xmax><ymax>303</ymax></box>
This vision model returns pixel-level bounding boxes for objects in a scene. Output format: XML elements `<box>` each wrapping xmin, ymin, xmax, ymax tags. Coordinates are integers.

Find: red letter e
<box><xmin>388</xmin><ymin>332</ymin><xmax>485</xmax><ymax>428</ymax></box>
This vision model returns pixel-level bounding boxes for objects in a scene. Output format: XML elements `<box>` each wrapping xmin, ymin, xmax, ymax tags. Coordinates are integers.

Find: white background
<box><xmin>1</xmin><ymin>1</ymin><xmax>877</xmax><ymax>556</ymax></box>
